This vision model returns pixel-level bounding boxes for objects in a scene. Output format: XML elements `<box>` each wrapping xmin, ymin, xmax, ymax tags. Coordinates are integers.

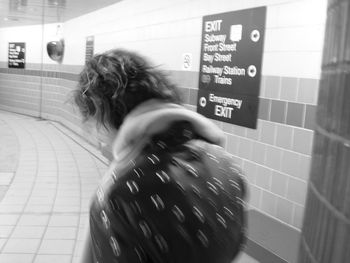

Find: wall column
<box><xmin>298</xmin><ymin>0</ymin><xmax>350</xmax><ymax>262</ymax></box>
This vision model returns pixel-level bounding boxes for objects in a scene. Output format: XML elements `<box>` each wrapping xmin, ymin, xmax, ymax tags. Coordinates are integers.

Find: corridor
<box><xmin>0</xmin><ymin>110</ymin><xmax>108</xmax><ymax>263</ymax></box>
<box><xmin>0</xmin><ymin>111</ymin><xmax>256</xmax><ymax>263</ymax></box>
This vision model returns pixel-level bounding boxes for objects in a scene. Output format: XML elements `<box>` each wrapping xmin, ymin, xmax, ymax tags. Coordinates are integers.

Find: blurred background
<box><xmin>0</xmin><ymin>0</ymin><xmax>348</xmax><ymax>263</ymax></box>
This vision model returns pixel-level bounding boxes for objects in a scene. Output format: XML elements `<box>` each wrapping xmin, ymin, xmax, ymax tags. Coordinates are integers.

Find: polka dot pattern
<box><xmin>89</xmin><ymin>121</ymin><xmax>247</xmax><ymax>263</ymax></box>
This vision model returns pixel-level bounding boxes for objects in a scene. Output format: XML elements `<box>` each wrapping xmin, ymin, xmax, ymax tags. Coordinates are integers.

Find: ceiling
<box><xmin>0</xmin><ymin>0</ymin><xmax>122</xmax><ymax>28</ymax></box>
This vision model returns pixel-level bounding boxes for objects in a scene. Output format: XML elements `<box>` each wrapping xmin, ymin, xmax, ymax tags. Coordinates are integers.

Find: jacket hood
<box><xmin>112</xmin><ymin>99</ymin><xmax>225</xmax><ymax>163</ymax></box>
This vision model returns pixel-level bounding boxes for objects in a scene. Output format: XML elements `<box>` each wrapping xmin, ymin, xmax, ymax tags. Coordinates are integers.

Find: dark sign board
<box><xmin>85</xmin><ymin>36</ymin><xmax>94</xmax><ymax>63</ymax></box>
<box><xmin>8</xmin><ymin>42</ymin><xmax>26</xmax><ymax>68</ymax></box>
<box><xmin>197</xmin><ymin>6</ymin><xmax>266</xmax><ymax>129</ymax></box>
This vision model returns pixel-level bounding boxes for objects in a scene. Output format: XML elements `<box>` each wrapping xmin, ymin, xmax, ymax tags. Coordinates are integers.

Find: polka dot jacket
<box><xmin>88</xmin><ymin>101</ymin><xmax>247</xmax><ymax>263</ymax></box>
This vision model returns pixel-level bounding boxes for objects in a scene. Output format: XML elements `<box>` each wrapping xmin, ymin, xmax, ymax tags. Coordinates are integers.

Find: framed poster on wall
<box><xmin>8</xmin><ymin>42</ymin><xmax>26</xmax><ymax>69</ymax></box>
<box><xmin>85</xmin><ymin>36</ymin><xmax>94</xmax><ymax>64</ymax></box>
<box><xmin>197</xmin><ymin>7</ymin><xmax>266</xmax><ymax>129</ymax></box>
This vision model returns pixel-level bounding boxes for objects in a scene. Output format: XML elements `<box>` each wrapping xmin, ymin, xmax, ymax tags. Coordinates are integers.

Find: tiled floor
<box><xmin>0</xmin><ymin>110</ymin><xmax>258</xmax><ymax>263</ymax></box>
<box><xmin>0</xmin><ymin>111</ymin><xmax>108</xmax><ymax>263</ymax></box>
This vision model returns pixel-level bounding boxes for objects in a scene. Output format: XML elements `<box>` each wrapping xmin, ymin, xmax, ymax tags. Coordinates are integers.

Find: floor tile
<box><xmin>0</xmin><ymin>215</ymin><xmax>20</xmax><ymax>226</ymax></box>
<box><xmin>7</xmin><ymin>184</ymin><xmax>32</xmax><ymax>191</ymax></box>
<box><xmin>36</xmin><ymin>172</ymin><xmax>57</xmax><ymax>177</ymax></box>
<box><xmin>0</xmin><ymin>112</ymin><xmax>107</xmax><ymax>261</ymax></box>
<box><xmin>0</xmin><ymin>173</ymin><xmax>15</xmax><ymax>185</ymax></box>
<box><xmin>0</xmin><ymin>238</ymin><xmax>7</xmax><ymax>250</ymax></box>
<box><xmin>30</xmin><ymin>188</ymin><xmax>56</xmax><ymax>195</ymax></box>
<box><xmin>73</xmin><ymin>240</ymin><xmax>84</xmax><ymax>257</ymax></box>
<box><xmin>24</xmin><ymin>205</ymin><xmax>52</xmax><ymax>213</ymax></box>
<box><xmin>54</xmin><ymin>197</ymin><xmax>80</xmax><ymax>206</ymax></box>
<box><xmin>2</xmin><ymin>238</ymin><xmax>41</xmax><ymax>253</ymax></box>
<box><xmin>48</xmin><ymin>215</ymin><xmax>79</xmax><ymax>227</ymax></box>
<box><xmin>34</xmin><ymin>254</ymin><xmax>71</xmax><ymax>263</ymax></box>
<box><xmin>0</xmin><ymin>226</ymin><xmax>14</xmax><ymax>238</ymax></box>
<box><xmin>26</xmin><ymin>196</ymin><xmax>55</xmax><ymax>205</ymax></box>
<box><xmin>43</xmin><ymin>227</ymin><xmax>77</xmax><ymax>239</ymax></box>
<box><xmin>35</xmin><ymin>177</ymin><xmax>57</xmax><ymax>183</ymax></box>
<box><xmin>17</xmin><ymin>215</ymin><xmax>50</xmax><ymax>226</ymax></box>
<box><xmin>11</xmin><ymin>226</ymin><xmax>46</xmax><ymax>239</ymax></box>
<box><xmin>5</xmin><ymin>189</ymin><xmax>31</xmax><ymax>196</ymax></box>
<box><xmin>0</xmin><ymin>253</ymin><xmax>35</xmax><ymax>263</ymax></box>
<box><xmin>38</xmin><ymin>239</ymin><xmax>75</xmax><ymax>254</ymax></box>
<box><xmin>76</xmin><ymin>227</ymin><xmax>89</xmax><ymax>241</ymax></box>
<box><xmin>56</xmin><ymin>190</ymin><xmax>80</xmax><ymax>197</ymax></box>
<box><xmin>52</xmin><ymin>205</ymin><xmax>80</xmax><ymax>213</ymax></box>
<box><xmin>0</xmin><ymin>196</ymin><xmax>28</xmax><ymax>205</ymax></box>
<box><xmin>0</xmin><ymin>186</ymin><xmax>8</xmax><ymax>200</ymax></box>
<box><xmin>0</xmin><ymin>205</ymin><xmax>24</xmax><ymax>213</ymax></box>
<box><xmin>57</xmin><ymin>184</ymin><xmax>80</xmax><ymax>190</ymax></box>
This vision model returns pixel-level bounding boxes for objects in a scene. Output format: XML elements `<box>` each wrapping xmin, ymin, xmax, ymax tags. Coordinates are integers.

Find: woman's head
<box><xmin>74</xmin><ymin>49</ymin><xmax>181</xmax><ymax>130</ymax></box>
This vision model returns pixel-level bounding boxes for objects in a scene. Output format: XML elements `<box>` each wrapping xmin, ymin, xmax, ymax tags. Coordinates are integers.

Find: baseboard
<box><xmin>245</xmin><ymin>210</ymin><xmax>301</xmax><ymax>263</ymax></box>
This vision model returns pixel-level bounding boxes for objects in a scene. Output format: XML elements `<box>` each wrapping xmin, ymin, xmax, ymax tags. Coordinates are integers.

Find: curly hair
<box><xmin>73</xmin><ymin>49</ymin><xmax>182</xmax><ymax>130</ymax></box>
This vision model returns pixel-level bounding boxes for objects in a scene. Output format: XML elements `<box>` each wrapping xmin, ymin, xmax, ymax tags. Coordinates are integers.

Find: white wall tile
<box><xmin>277</xmin><ymin>0</ymin><xmax>327</xmax><ymax>27</ymax></box>
<box><xmin>261</xmin><ymin>190</ymin><xmax>277</xmax><ymax>217</ymax></box>
<box><xmin>271</xmin><ymin>171</ymin><xmax>288</xmax><ymax>197</ymax></box>
<box><xmin>248</xmin><ymin>184</ymin><xmax>262</xmax><ymax>209</ymax></box>
<box><xmin>287</xmin><ymin>177</ymin><xmax>307</xmax><ymax>205</ymax></box>
<box><xmin>276</xmin><ymin>197</ymin><xmax>293</xmax><ymax>224</ymax></box>
<box><xmin>262</xmin><ymin>51</ymin><xmax>322</xmax><ymax>79</ymax></box>
<box><xmin>243</xmin><ymin>160</ymin><xmax>257</xmax><ymax>184</ymax></box>
<box><xmin>292</xmin><ymin>203</ymin><xmax>305</xmax><ymax>229</ymax></box>
<box><xmin>255</xmin><ymin>165</ymin><xmax>272</xmax><ymax>190</ymax></box>
<box><xmin>264</xmin><ymin>26</ymin><xmax>324</xmax><ymax>53</ymax></box>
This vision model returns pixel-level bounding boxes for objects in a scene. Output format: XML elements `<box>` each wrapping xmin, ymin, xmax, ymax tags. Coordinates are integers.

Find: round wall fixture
<box><xmin>47</xmin><ymin>39</ymin><xmax>64</xmax><ymax>63</ymax></box>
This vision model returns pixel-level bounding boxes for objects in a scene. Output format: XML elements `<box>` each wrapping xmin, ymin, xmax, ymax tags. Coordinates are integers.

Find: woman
<box><xmin>74</xmin><ymin>49</ymin><xmax>247</xmax><ymax>263</ymax></box>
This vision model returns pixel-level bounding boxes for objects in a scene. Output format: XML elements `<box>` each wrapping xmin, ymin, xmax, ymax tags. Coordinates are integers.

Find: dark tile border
<box><xmin>0</xmin><ymin>67</ymin><xmax>78</xmax><ymax>81</ymax></box>
<box><xmin>0</xmin><ymin>67</ymin><xmax>317</xmax><ymax>130</ymax></box>
<box><xmin>258</xmin><ymin>99</ymin><xmax>316</xmax><ymax>131</ymax></box>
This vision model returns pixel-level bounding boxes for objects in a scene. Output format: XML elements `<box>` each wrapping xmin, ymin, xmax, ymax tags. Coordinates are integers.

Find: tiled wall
<box><xmin>226</xmin><ymin>75</ymin><xmax>317</xmax><ymax>229</ymax></box>
<box><xmin>170</xmin><ymin>70</ymin><xmax>318</xmax><ymax>229</ymax></box>
<box><xmin>0</xmin><ymin>0</ymin><xmax>327</xmax><ymax>230</ymax></box>
<box><xmin>0</xmin><ymin>62</ymin><xmax>100</xmax><ymax>148</ymax></box>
